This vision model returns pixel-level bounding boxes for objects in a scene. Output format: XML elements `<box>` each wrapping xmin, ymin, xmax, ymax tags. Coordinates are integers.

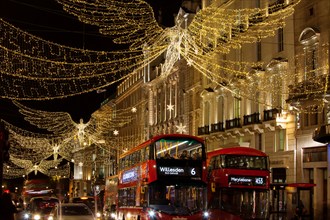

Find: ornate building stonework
<box><xmin>104</xmin><ymin>0</ymin><xmax>329</xmax><ymax>218</ymax></box>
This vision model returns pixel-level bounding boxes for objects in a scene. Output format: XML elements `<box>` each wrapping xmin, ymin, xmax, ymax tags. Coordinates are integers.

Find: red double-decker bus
<box><xmin>207</xmin><ymin>147</ymin><xmax>270</xmax><ymax>220</ymax></box>
<box><xmin>116</xmin><ymin>134</ymin><xmax>209</xmax><ymax>220</ymax></box>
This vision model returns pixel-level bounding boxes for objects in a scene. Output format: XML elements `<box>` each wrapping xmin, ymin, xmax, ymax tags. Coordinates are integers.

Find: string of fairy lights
<box><xmin>0</xmin><ymin>0</ymin><xmax>303</xmax><ymax>100</ymax></box>
<box><xmin>0</xmin><ymin>18</ymin><xmax>167</xmax><ymax>100</ymax></box>
<box><xmin>1</xmin><ymin>0</ymin><xmax>329</xmax><ymax>177</ymax></box>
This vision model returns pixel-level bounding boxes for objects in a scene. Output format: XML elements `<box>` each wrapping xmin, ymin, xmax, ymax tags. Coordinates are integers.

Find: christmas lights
<box><xmin>0</xmin><ymin>0</ymin><xmax>302</xmax><ymax>100</ymax></box>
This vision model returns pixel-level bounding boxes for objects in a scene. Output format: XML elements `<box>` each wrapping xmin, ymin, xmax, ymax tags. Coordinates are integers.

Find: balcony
<box><xmin>286</xmin><ymin>75</ymin><xmax>327</xmax><ymax>109</ymax></box>
<box><xmin>211</xmin><ymin>122</ymin><xmax>225</xmax><ymax>133</ymax></box>
<box><xmin>243</xmin><ymin>112</ymin><xmax>261</xmax><ymax>126</ymax></box>
<box><xmin>198</xmin><ymin>125</ymin><xmax>210</xmax><ymax>135</ymax></box>
<box><xmin>225</xmin><ymin>118</ymin><xmax>241</xmax><ymax>130</ymax></box>
<box><xmin>264</xmin><ymin>108</ymin><xmax>279</xmax><ymax>121</ymax></box>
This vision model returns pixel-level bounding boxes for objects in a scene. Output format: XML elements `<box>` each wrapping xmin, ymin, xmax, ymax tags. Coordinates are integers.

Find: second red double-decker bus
<box><xmin>116</xmin><ymin>134</ymin><xmax>209</xmax><ymax>220</ymax></box>
<box><xmin>207</xmin><ymin>147</ymin><xmax>270</xmax><ymax>220</ymax></box>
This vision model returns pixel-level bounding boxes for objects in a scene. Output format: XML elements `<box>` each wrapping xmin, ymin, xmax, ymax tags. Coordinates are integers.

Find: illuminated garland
<box><xmin>0</xmin><ymin>18</ymin><xmax>167</xmax><ymax>100</ymax></box>
<box><xmin>10</xmin><ymin>156</ymin><xmax>63</xmax><ymax>175</ymax></box>
<box><xmin>13</xmin><ymin>100</ymin><xmax>134</xmax><ymax>138</ymax></box>
<box><xmin>9</xmin><ymin>101</ymin><xmax>137</xmax><ymax>162</ymax></box>
<box><xmin>3</xmin><ymin>161</ymin><xmax>70</xmax><ymax>179</ymax></box>
<box><xmin>0</xmin><ymin>0</ymin><xmax>301</xmax><ymax>100</ymax></box>
<box><xmin>56</xmin><ymin>0</ymin><xmax>165</xmax><ymax>50</ymax></box>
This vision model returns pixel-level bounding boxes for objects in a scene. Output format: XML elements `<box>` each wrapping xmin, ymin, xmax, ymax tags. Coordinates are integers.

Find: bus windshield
<box><xmin>216</xmin><ymin>155</ymin><xmax>268</xmax><ymax>170</ymax></box>
<box><xmin>149</xmin><ymin>184</ymin><xmax>206</xmax><ymax>215</ymax></box>
<box><xmin>155</xmin><ymin>138</ymin><xmax>203</xmax><ymax>160</ymax></box>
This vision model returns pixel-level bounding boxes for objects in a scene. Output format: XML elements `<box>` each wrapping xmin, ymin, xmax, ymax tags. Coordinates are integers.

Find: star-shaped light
<box><xmin>176</xmin><ymin>123</ymin><xmax>187</xmax><ymax>134</ymax></box>
<box><xmin>113</xmin><ymin>130</ymin><xmax>119</xmax><ymax>136</ymax></box>
<box><xmin>167</xmin><ymin>104</ymin><xmax>174</xmax><ymax>111</ymax></box>
<box><xmin>131</xmin><ymin>107</ymin><xmax>137</xmax><ymax>113</ymax></box>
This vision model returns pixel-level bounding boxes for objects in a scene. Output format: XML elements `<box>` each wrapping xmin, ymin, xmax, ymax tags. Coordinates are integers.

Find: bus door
<box><xmin>270</xmin><ymin>184</ymin><xmax>287</xmax><ymax>220</ymax></box>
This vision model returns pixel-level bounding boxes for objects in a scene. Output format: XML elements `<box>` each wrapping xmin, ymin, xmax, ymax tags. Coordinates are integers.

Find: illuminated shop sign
<box><xmin>229</xmin><ymin>176</ymin><xmax>265</xmax><ymax>186</ymax></box>
<box><xmin>158</xmin><ymin>166</ymin><xmax>200</xmax><ymax>177</ymax></box>
<box><xmin>122</xmin><ymin>168</ymin><xmax>138</xmax><ymax>183</ymax></box>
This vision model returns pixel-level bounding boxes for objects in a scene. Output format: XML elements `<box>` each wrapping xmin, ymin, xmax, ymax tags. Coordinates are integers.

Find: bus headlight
<box><xmin>110</xmin><ymin>212</ymin><xmax>117</xmax><ymax>219</ymax></box>
<box><xmin>24</xmin><ymin>213</ymin><xmax>30</xmax><ymax>219</ymax></box>
<box><xmin>148</xmin><ymin>210</ymin><xmax>156</xmax><ymax>217</ymax></box>
<box><xmin>33</xmin><ymin>214</ymin><xmax>41</xmax><ymax>220</ymax></box>
<box><xmin>203</xmin><ymin>211</ymin><xmax>209</xmax><ymax>219</ymax></box>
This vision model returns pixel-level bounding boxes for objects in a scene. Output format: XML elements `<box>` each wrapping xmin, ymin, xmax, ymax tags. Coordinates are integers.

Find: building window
<box><xmin>303</xmin><ymin>106</ymin><xmax>319</xmax><ymax>127</ymax></box>
<box><xmin>256</xmin><ymin>0</ymin><xmax>261</xmax><ymax>8</ymax></box>
<box><xmin>217</xmin><ymin>96</ymin><xmax>224</xmax><ymax>122</ymax></box>
<box><xmin>255</xmin><ymin>133</ymin><xmax>262</xmax><ymax>151</ymax></box>
<box><xmin>234</xmin><ymin>96</ymin><xmax>241</xmax><ymax>118</ymax></box>
<box><xmin>303</xmin><ymin>146</ymin><xmax>327</xmax><ymax>162</ymax></box>
<box><xmin>309</xmin><ymin>7</ymin><xmax>314</xmax><ymax>16</ymax></box>
<box><xmin>254</xmin><ymin>92</ymin><xmax>260</xmax><ymax>113</ymax></box>
<box><xmin>298</xmin><ymin>27</ymin><xmax>320</xmax><ymax>79</ymax></box>
<box><xmin>272</xmin><ymin>168</ymin><xmax>286</xmax><ymax>183</ymax></box>
<box><xmin>276</xmin><ymin>129</ymin><xmax>285</xmax><ymax>151</ymax></box>
<box><xmin>204</xmin><ymin>101</ymin><xmax>211</xmax><ymax>126</ymax></box>
<box><xmin>278</xmin><ymin>28</ymin><xmax>284</xmax><ymax>52</ymax></box>
<box><xmin>257</xmin><ymin>42</ymin><xmax>262</xmax><ymax>61</ymax></box>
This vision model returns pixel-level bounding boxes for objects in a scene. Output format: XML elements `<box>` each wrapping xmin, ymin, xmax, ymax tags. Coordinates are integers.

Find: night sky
<box><xmin>0</xmin><ymin>0</ymin><xmax>182</xmax><ymax>129</ymax></box>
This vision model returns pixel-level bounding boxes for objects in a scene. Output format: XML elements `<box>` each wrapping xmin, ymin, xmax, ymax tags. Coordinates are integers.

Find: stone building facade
<box><xmin>99</xmin><ymin>0</ymin><xmax>329</xmax><ymax>218</ymax></box>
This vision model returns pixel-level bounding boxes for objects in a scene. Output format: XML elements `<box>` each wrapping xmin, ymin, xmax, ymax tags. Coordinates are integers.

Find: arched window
<box><xmin>298</xmin><ymin>27</ymin><xmax>320</xmax><ymax>79</ymax></box>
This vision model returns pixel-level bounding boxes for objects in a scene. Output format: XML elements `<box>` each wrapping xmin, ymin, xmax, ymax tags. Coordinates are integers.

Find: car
<box><xmin>71</xmin><ymin>196</ymin><xmax>102</xmax><ymax>219</ymax></box>
<box><xmin>23</xmin><ymin>197</ymin><xmax>59</xmax><ymax>220</ymax></box>
<box><xmin>48</xmin><ymin>203</ymin><xmax>95</xmax><ymax>220</ymax></box>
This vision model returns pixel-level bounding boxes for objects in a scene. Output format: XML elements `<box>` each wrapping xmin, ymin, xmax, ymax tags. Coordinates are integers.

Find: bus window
<box><xmin>215</xmin><ymin>156</ymin><xmax>220</xmax><ymax>168</ymax></box>
<box><xmin>131</xmin><ymin>152</ymin><xmax>136</xmax><ymax>165</ymax></box>
<box><xmin>140</xmin><ymin>148</ymin><xmax>145</xmax><ymax>161</ymax></box>
<box><xmin>210</xmin><ymin>157</ymin><xmax>216</xmax><ymax>170</ymax></box>
<box><xmin>155</xmin><ymin>138</ymin><xmax>203</xmax><ymax>160</ymax></box>
<box><xmin>128</xmin><ymin>188</ymin><xmax>135</xmax><ymax>206</ymax></box>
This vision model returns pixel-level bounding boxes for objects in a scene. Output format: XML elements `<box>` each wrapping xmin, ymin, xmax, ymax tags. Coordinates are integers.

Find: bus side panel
<box><xmin>118</xmin><ymin>207</ymin><xmax>209</xmax><ymax>220</ymax></box>
<box><xmin>208</xmin><ymin>209</ymin><xmax>243</xmax><ymax>220</ymax></box>
<box><xmin>147</xmin><ymin>160</ymin><xmax>157</xmax><ymax>183</ymax></box>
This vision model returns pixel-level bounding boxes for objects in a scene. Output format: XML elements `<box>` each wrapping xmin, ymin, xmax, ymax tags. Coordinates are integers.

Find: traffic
<box><xmin>2</xmin><ymin>135</ymin><xmax>271</xmax><ymax>220</ymax></box>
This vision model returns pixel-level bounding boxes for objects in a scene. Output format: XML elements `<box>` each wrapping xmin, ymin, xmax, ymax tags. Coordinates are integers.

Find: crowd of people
<box><xmin>162</xmin><ymin>150</ymin><xmax>201</xmax><ymax>160</ymax></box>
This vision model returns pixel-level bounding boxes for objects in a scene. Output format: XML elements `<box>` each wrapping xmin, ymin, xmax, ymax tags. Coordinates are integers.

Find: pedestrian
<box><xmin>0</xmin><ymin>192</ymin><xmax>18</xmax><ymax>220</ymax></box>
<box><xmin>294</xmin><ymin>199</ymin><xmax>307</xmax><ymax>220</ymax></box>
